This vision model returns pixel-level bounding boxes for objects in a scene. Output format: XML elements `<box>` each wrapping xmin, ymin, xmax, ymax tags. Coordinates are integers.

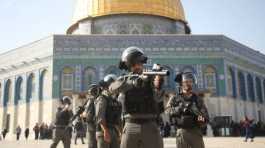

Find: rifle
<box><xmin>65</xmin><ymin>84</ymin><xmax>102</xmax><ymax>131</ymax></box>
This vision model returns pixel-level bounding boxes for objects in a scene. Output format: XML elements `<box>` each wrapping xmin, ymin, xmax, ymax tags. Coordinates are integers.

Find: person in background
<box><xmin>50</xmin><ymin>96</ymin><xmax>73</xmax><ymax>148</ymax></box>
<box><xmin>243</xmin><ymin>116</ymin><xmax>255</xmax><ymax>142</ymax></box>
<box><xmin>2</xmin><ymin>128</ymin><xmax>8</xmax><ymax>139</ymax></box>
<box><xmin>16</xmin><ymin>125</ymin><xmax>22</xmax><ymax>140</ymax></box>
<box><xmin>40</xmin><ymin>123</ymin><xmax>45</xmax><ymax>139</ymax></box>
<box><xmin>33</xmin><ymin>123</ymin><xmax>40</xmax><ymax>140</ymax></box>
<box><xmin>25</xmin><ymin>128</ymin><xmax>30</xmax><ymax>140</ymax></box>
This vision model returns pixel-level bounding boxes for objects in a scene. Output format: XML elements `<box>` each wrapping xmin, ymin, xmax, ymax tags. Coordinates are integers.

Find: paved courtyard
<box><xmin>0</xmin><ymin>137</ymin><xmax>265</xmax><ymax>148</ymax></box>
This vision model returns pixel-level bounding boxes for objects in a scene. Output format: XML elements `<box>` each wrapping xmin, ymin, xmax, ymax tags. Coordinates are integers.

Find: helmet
<box><xmin>104</xmin><ymin>74</ymin><xmax>117</xmax><ymax>85</ymax></box>
<box><xmin>119</xmin><ymin>46</ymin><xmax>148</xmax><ymax>70</ymax></box>
<box><xmin>100</xmin><ymin>74</ymin><xmax>117</xmax><ymax>88</ymax></box>
<box><xmin>60</xmin><ymin>96</ymin><xmax>72</xmax><ymax>105</ymax></box>
<box><xmin>87</xmin><ymin>84</ymin><xmax>101</xmax><ymax>97</ymax></box>
<box><xmin>175</xmin><ymin>72</ymin><xmax>197</xmax><ymax>85</ymax></box>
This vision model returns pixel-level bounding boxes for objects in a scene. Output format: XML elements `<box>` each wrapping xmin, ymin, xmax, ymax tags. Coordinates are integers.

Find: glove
<box><xmin>76</xmin><ymin>106</ymin><xmax>85</xmax><ymax>115</ymax></box>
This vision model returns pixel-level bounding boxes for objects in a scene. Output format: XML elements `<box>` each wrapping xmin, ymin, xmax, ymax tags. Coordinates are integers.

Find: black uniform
<box><xmin>50</xmin><ymin>107</ymin><xmax>73</xmax><ymax>148</ymax></box>
<box><xmin>166</xmin><ymin>93</ymin><xmax>209</xmax><ymax>148</ymax></box>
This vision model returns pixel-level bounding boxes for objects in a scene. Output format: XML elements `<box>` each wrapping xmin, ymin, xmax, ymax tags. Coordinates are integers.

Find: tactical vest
<box><xmin>124</xmin><ymin>80</ymin><xmax>158</xmax><ymax>115</ymax></box>
<box><xmin>55</xmin><ymin>107</ymin><xmax>73</xmax><ymax>126</ymax></box>
<box><xmin>105</xmin><ymin>95</ymin><xmax>122</xmax><ymax>126</ymax></box>
<box><xmin>97</xmin><ymin>95</ymin><xmax>122</xmax><ymax>131</ymax></box>
<box><xmin>175</xmin><ymin>94</ymin><xmax>199</xmax><ymax>128</ymax></box>
<box><xmin>86</xmin><ymin>100</ymin><xmax>95</xmax><ymax>123</ymax></box>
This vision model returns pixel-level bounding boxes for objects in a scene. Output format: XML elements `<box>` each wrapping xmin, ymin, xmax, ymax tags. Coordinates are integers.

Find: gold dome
<box><xmin>69</xmin><ymin>0</ymin><xmax>186</xmax><ymax>28</ymax></box>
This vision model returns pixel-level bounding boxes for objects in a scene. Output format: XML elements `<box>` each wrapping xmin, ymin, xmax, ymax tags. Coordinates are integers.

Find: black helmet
<box><xmin>87</xmin><ymin>84</ymin><xmax>101</xmax><ymax>97</ymax></box>
<box><xmin>100</xmin><ymin>74</ymin><xmax>117</xmax><ymax>88</ymax></box>
<box><xmin>175</xmin><ymin>72</ymin><xmax>197</xmax><ymax>85</ymax></box>
<box><xmin>119</xmin><ymin>46</ymin><xmax>148</xmax><ymax>70</ymax></box>
<box><xmin>60</xmin><ymin>96</ymin><xmax>72</xmax><ymax>105</ymax></box>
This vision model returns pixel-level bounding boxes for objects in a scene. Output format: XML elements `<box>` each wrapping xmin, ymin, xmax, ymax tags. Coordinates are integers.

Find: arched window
<box><xmin>15</xmin><ymin>77</ymin><xmax>23</xmax><ymax>105</ymax></box>
<box><xmin>182</xmin><ymin>66</ymin><xmax>194</xmax><ymax>73</ymax></box>
<box><xmin>238</xmin><ymin>72</ymin><xmax>246</xmax><ymax>100</ymax></box>
<box><xmin>131</xmin><ymin>29</ymin><xmax>140</xmax><ymax>34</ymax></box>
<box><xmin>83</xmin><ymin>67</ymin><xmax>97</xmax><ymax>91</ymax></box>
<box><xmin>204</xmin><ymin>66</ymin><xmax>217</xmax><ymax>94</ymax></box>
<box><xmin>256</xmin><ymin>77</ymin><xmax>263</xmax><ymax>103</ymax></box>
<box><xmin>247</xmin><ymin>74</ymin><xmax>255</xmax><ymax>102</ymax></box>
<box><xmin>39</xmin><ymin>70</ymin><xmax>48</xmax><ymax>100</ymax></box>
<box><xmin>4</xmin><ymin>80</ymin><xmax>12</xmax><ymax>106</ymax></box>
<box><xmin>227</xmin><ymin>67</ymin><xmax>236</xmax><ymax>98</ymax></box>
<box><xmin>61</xmin><ymin>67</ymin><xmax>74</xmax><ymax>91</ymax></box>
<box><xmin>26</xmin><ymin>74</ymin><xmax>35</xmax><ymax>102</ymax></box>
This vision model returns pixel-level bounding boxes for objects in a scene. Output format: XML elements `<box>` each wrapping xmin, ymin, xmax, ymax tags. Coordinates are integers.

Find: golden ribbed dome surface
<box><xmin>71</xmin><ymin>0</ymin><xmax>186</xmax><ymax>24</ymax></box>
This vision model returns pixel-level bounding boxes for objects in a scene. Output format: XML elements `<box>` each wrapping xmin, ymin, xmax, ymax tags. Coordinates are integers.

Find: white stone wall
<box><xmin>0</xmin><ymin>99</ymin><xmax>56</xmax><ymax>140</ymax></box>
<box><xmin>0</xmin><ymin>36</ymin><xmax>54</xmax><ymax>139</ymax></box>
<box><xmin>204</xmin><ymin>96</ymin><xmax>265</xmax><ymax>122</ymax></box>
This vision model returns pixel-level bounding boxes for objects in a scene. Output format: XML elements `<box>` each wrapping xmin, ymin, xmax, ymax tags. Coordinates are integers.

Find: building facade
<box><xmin>1</xmin><ymin>0</ymin><xmax>265</xmax><ymax>137</ymax></box>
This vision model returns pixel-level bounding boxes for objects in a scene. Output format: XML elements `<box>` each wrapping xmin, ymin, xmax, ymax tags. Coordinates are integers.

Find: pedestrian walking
<box><xmin>16</xmin><ymin>125</ymin><xmax>22</xmax><ymax>140</ymax></box>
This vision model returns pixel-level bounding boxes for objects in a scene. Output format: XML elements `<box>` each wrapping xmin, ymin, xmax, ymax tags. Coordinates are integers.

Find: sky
<box><xmin>0</xmin><ymin>0</ymin><xmax>264</xmax><ymax>54</ymax></box>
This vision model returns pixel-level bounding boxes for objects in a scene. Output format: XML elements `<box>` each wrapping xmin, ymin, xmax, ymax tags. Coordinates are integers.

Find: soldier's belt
<box><xmin>125</xmin><ymin>118</ymin><xmax>156</xmax><ymax>124</ymax></box>
<box><xmin>124</xmin><ymin>114</ymin><xmax>157</xmax><ymax>119</ymax></box>
<box><xmin>55</xmin><ymin>125</ymin><xmax>68</xmax><ymax>129</ymax></box>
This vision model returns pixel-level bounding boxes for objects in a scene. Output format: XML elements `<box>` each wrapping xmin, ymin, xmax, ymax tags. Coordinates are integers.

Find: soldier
<box><xmin>109</xmin><ymin>47</ymin><xmax>165</xmax><ymax>148</ymax></box>
<box><xmin>165</xmin><ymin>72</ymin><xmax>209</xmax><ymax>148</ymax></box>
<box><xmin>82</xmin><ymin>84</ymin><xmax>99</xmax><ymax>148</ymax></box>
<box><xmin>95</xmin><ymin>74</ymin><xmax>122</xmax><ymax>148</ymax></box>
<box><xmin>50</xmin><ymin>96</ymin><xmax>73</xmax><ymax>148</ymax></box>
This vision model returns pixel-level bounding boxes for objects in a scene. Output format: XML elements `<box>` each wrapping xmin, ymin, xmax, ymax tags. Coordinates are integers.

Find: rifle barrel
<box><xmin>143</xmin><ymin>70</ymin><xmax>169</xmax><ymax>76</ymax></box>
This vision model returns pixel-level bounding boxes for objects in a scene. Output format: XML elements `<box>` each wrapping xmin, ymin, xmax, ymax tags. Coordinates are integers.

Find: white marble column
<box><xmin>261</xmin><ymin>78</ymin><xmax>265</xmax><ymax>104</ymax></box>
<box><xmin>252</xmin><ymin>75</ymin><xmax>258</xmax><ymax>120</ymax></box>
<box><xmin>233</xmin><ymin>68</ymin><xmax>239</xmax><ymax>121</ymax></box>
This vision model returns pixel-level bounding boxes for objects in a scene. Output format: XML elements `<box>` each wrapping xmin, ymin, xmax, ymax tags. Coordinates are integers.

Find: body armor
<box><xmin>86</xmin><ymin>100</ymin><xmax>95</xmax><ymax>123</ymax></box>
<box><xmin>105</xmin><ymin>95</ymin><xmax>122</xmax><ymax>126</ymax></box>
<box><xmin>170</xmin><ymin>94</ymin><xmax>200</xmax><ymax>129</ymax></box>
<box><xmin>55</xmin><ymin>107</ymin><xmax>73</xmax><ymax>126</ymax></box>
<box><xmin>124</xmin><ymin>79</ymin><xmax>158</xmax><ymax>115</ymax></box>
<box><xmin>96</xmin><ymin>95</ymin><xmax>122</xmax><ymax>131</ymax></box>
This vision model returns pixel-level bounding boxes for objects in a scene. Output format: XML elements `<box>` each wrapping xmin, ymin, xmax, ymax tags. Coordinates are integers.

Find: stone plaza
<box><xmin>0</xmin><ymin>137</ymin><xmax>265</xmax><ymax>148</ymax></box>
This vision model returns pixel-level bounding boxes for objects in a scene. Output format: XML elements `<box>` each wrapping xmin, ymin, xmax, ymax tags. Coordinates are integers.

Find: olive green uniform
<box><xmin>95</xmin><ymin>91</ymin><xmax>122</xmax><ymax>148</ymax></box>
<box><xmin>50</xmin><ymin>107</ymin><xmax>73</xmax><ymax>148</ymax></box>
<box><xmin>109</xmin><ymin>74</ymin><xmax>164</xmax><ymax>148</ymax></box>
<box><xmin>85</xmin><ymin>99</ymin><xmax>97</xmax><ymax>148</ymax></box>
<box><xmin>166</xmin><ymin>93</ymin><xmax>209</xmax><ymax>148</ymax></box>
